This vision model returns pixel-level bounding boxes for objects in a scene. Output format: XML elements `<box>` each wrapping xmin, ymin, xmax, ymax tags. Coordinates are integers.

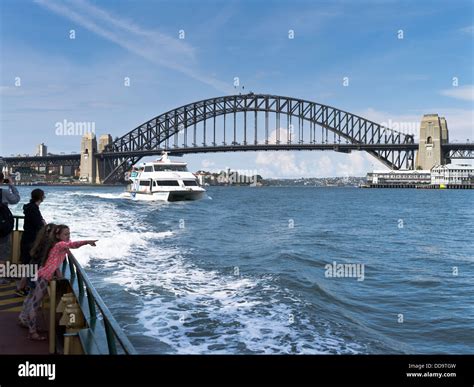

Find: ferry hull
<box><xmin>122</xmin><ymin>190</ymin><xmax>205</xmax><ymax>202</ymax></box>
<box><xmin>168</xmin><ymin>190</ymin><xmax>206</xmax><ymax>202</ymax></box>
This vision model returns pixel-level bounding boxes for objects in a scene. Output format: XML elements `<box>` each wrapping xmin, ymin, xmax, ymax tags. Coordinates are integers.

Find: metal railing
<box><xmin>61</xmin><ymin>253</ymin><xmax>137</xmax><ymax>354</ymax></box>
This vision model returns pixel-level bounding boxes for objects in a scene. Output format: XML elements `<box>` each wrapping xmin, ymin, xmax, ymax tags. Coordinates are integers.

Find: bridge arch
<box><xmin>102</xmin><ymin>94</ymin><xmax>415</xmax><ymax>182</ymax></box>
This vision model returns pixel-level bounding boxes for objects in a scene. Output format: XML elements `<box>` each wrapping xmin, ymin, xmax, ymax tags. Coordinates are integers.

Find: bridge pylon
<box><xmin>80</xmin><ymin>133</ymin><xmax>97</xmax><ymax>183</ymax></box>
<box><xmin>80</xmin><ymin>133</ymin><xmax>112</xmax><ymax>184</ymax></box>
<box><xmin>415</xmin><ymin>114</ymin><xmax>449</xmax><ymax>170</ymax></box>
<box><xmin>96</xmin><ymin>134</ymin><xmax>112</xmax><ymax>184</ymax></box>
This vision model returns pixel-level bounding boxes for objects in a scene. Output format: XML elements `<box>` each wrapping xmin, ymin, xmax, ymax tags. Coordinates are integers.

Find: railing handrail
<box><xmin>63</xmin><ymin>253</ymin><xmax>137</xmax><ymax>354</ymax></box>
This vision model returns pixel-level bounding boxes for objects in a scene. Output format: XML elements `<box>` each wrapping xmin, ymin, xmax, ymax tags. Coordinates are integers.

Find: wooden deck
<box><xmin>0</xmin><ymin>281</ymin><xmax>49</xmax><ymax>354</ymax></box>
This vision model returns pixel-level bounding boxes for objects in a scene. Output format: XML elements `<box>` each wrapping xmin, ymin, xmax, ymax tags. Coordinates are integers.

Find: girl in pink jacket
<box><xmin>19</xmin><ymin>224</ymin><xmax>97</xmax><ymax>340</ymax></box>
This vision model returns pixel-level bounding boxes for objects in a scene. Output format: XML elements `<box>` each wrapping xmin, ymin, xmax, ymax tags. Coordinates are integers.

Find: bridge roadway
<box><xmin>1</xmin><ymin>142</ymin><xmax>473</xmax><ymax>164</ymax></box>
<box><xmin>98</xmin><ymin>143</ymin><xmax>420</xmax><ymax>158</ymax></box>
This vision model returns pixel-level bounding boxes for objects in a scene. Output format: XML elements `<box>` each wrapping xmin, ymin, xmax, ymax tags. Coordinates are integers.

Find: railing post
<box><xmin>77</xmin><ymin>273</ymin><xmax>85</xmax><ymax>298</ymax></box>
<box><xmin>86</xmin><ymin>288</ymin><xmax>97</xmax><ymax>321</ymax></box>
<box><xmin>48</xmin><ymin>280</ymin><xmax>57</xmax><ymax>354</ymax></box>
<box><xmin>104</xmin><ymin>320</ymin><xmax>118</xmax><ymax>354</ymax></box>
<box><xmin>69</xmin><ymin>257</ymin><xmax>75</xmax><ymax>283</ymax></box>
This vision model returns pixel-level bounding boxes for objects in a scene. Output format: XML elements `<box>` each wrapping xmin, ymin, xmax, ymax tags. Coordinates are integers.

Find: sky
<box><xmin>0</xmin><ymin>0</ymin><xmax>473</xmax><ymax>177</ymax></box>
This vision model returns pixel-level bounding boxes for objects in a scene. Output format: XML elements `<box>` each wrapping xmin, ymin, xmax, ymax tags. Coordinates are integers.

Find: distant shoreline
<box><xmin>11</xmin><ymin>183</ymin><xmax>363</xmax><ymax>189</ymax></box>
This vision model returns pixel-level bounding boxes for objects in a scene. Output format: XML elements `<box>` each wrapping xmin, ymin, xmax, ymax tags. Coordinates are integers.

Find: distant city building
<box><xmin>431</xmin><ymin>164</ymin><xmax>474</xmax><ymax>186</ymax></box>
<box><xmin>36</xmin><ymin>143</ymin><xmax>47</xmax><ymax>157</ymax></box>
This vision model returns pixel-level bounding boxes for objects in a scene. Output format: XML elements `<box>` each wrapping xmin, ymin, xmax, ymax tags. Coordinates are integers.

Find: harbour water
<box><xmin>10</xmin><ymin>186</ymin><xmax>474</xmax><ymax>354</ymax></box>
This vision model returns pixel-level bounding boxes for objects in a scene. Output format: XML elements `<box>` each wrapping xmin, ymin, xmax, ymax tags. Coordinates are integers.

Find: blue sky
<box><xmin>1</xmin><ymin>0</ymin><xmax>473</xmax><ymax>177</ymax></box>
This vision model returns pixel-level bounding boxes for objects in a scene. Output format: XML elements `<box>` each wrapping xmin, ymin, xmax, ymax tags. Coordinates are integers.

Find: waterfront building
<box><xmin>431</xmin><ymin>164</ymin><xmax>474</xmax><ymax>186</ymax></box>
<box><xmin>366</xmin><ymin>163</ymin><xmax>473</xmax><ymax>188</ymax></box>
<box><xmin>366</xmin><ymin>169</ymin><xmax>431</xmax><ymax>186</ymax></box>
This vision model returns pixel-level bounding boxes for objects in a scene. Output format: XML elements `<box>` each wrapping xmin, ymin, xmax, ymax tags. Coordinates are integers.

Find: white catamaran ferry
<box><xmin>122</xmin><ymin>153</ymin><xmax>206</xmax><ymax>201</ymax></box>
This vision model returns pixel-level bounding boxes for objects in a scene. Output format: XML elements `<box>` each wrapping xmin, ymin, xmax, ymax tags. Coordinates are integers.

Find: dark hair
<box><xmin>31</xmin><ymin>189</ymin><xmax>45</xmax><ymax>203</ymax></box>
<box><xmin>31</xmin><ymin>224</ymin><xmax>70</xmax><ymax>266</ymax></box>
<box><xmin>30</xmin><ymin>223</ymin><xmax>57</xmax><ymax>266</ymax></box>
<box><xmin>0</xmin><ymin>172</ymin><xmax>4</xmax><ymax>182</ymax></box>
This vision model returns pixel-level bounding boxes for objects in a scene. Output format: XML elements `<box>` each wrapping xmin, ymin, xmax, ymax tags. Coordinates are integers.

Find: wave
<box><xmin>68</xmin><ymin>192</ymin><xmax>126</xmax><ymax>200</ymax></box>
<box><xmin>104</xmin><ymin>244</ymin><xmax>366</xmax><ymax>354</ymax></box>
<box><xmin>38</xmin><ymin>188</ymin><xmax>173</xmax><ymax>266</ymax></box>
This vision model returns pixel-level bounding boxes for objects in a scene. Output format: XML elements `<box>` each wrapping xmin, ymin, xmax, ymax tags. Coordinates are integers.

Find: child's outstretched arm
<box><xmin>63</xmin><ymin>240</ymin><xmax>98</xmax><ymax>249</ymax></box>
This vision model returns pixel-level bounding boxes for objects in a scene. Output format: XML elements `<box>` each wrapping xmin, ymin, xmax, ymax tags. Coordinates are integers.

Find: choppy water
<box><xmin>10</xmin><ymin>186</ymin><xmax>474</xmax><ymax>354</ymax></box>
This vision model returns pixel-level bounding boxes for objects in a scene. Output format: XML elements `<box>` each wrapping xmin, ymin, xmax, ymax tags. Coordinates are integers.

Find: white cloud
<box><xmin>201</xmin><ymin>159</ymin><xmax>215</xmax><ymax>168</ymax></box>
<box><xmin>262</xmin><ymin>127</ymin><xmax>293</xmax><ymax>145</ymax></box>
<box><xmin>34</xmin><ymin>0</ymin><xmax>232</xmax><ymax>93</ymax></box>
<box><xmin>255</xmin><ymin>150</ymin><xmax>377</xmax><ymax>178</ymax></box>
<box><xmin>459</xmin><ymin>25</ymin><xmax>474</xmax><ymax>35</ymax></box>
<box><xmin>440</xmin><ymin>85</ymin><xmax>474</xmax><ymax>102</ymax></box>
<box><xmin>0</xmin><ymin>86</ymin><xmax>27</xmax><ymax>97</ymax></box>
<box><xmin>316</xmin><ymin>154</ymin><xmax>333</xmax><ymax>174</ymax></box>
<box><xmin>336</xmin><ymin>152</ymin><xmax>371</xmax><ymax>176</ymax></box>
<box><xmin>256</xmin><ymin>152</ymin><xmax>304</xmax><ymax>176</ymax></box>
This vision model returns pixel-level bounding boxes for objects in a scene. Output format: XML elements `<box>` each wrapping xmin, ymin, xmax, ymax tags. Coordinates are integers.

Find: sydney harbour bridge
<box><xmin>2</xmin><ymin>94</ymin><xmax>473</xmax><ymax>183</ymax></box>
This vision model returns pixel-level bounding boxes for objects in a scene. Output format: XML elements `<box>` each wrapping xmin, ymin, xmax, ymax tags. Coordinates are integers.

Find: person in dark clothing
<box><xmin>16</xmin><ymin>189</ymin><xmax>46</xmax><ymax>295</ymax></box>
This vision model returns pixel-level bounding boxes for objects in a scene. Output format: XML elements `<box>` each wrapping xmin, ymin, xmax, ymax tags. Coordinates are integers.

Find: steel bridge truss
<box><xmin>100</xmin><ymin>94</ymin><xmax>415</xmax><ymax>182</ymax></box>
<box><xmin>445</xmin><ymin>149</ymin><xmax>474</xmax><ymax>159</ymax></box>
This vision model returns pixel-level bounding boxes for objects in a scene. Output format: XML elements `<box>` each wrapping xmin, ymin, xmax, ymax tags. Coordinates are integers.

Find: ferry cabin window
<box><xmin>139</xmin><ymin>180</ymin><xmax>151</xmax><ymax>186</ymax></box>
<box><xmin>144</xmin><ymin>166</ymin><xmax>153</xmax><ymax>172</ymax></box>
<box><xmin>183</xmin><ymin>180</ymin><xmax>198</xmax><ymax>186</ymax></box>
<box><xmin>154</xmin><ymin>165</ymin><xmax>187</xmax><ymax>172</ymax></box>
<box><xmin>156</xmin><ymin>180</ymin><xmax>180</xmax><ymax>186</ymax></box>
